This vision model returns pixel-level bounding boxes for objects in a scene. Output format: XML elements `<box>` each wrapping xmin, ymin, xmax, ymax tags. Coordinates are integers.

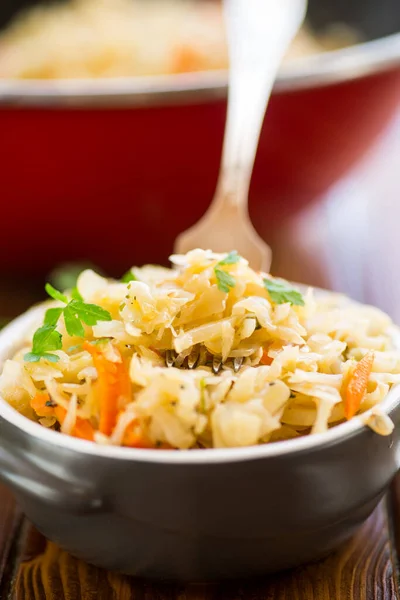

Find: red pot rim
<box><xmin>1</xmin><ymin>31</ymin><xmax>400</xmax><ymax>107</ymax></box>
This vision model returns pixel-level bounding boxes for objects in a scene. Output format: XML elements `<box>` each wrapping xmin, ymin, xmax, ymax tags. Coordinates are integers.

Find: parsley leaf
<box><xmin>263</xmin><ymin>279</ymin><xmax>305</xmax><ymax>306</ymax></box>
<box><xmin>24</xmin><ymin>324</ymin><xmax>62</xmax><ymax>363</ymax></box>
<box><xmin>71</xmin><ymin>287</ymin><xmax>83</xmax><ymax>301</ymax></box>
<box><xmin>67</xmin><ymin>344</ymin><xmax>82</xmax><ymax>353</ymax></box>
<box><xmin>217</xmin><ymin>251</ymin><xmax>241</xmax><ymax>266</ymax></box>
<box><xmin>44</xmin><ymin>307</ymin><xmax>64</xmax><ymax>327</ymax></box>
<box><xmin>69</xmin><ymin>300</ymin><xmax>112</xmax><ymax>326</ymax></box>
<box><xmin>121</xmin><ymin>270</ymin><xmax>138</xmax><ymax>283</ymax></box>
<box><xmin>25</xmin><ymin>280</ymin><xmax>113</xmax><ymax>364</ymax></box>
<box><xmin>63</xmin><ymin>304</ymin><xmax>85</xmax><ymax>337</ymax></box>
<box><xmin>45</xmin><ymin>283</ymin><xmax>68</xmax><ymax>304</ymax></box>
<box><xmin>215</xmin><ymin>268</ymin><xmax>236</xmax><ymax>293</ymax></box>
<box><xmin>43</xmin><ymin>353</ymin><xmax>61</xmax><ymax>363</ymax></box>
<box><xmin>24</xmin><ymin>352</ymin><xmax>61</xmax><ymax>363</ymax></box>
<box><xmin>32</xmin><ymin>324</ymin><xmax>63</xmax><ymax>353</ymax></box>
<box><xmin>90</xmin><ymin>337</ymin><xmax>111</xmax><ymax>346</ymax></box>
<box><xmin>24</xmin><ymin>352</ymin><xmax>43</xmax><ymax>363</ymax></box>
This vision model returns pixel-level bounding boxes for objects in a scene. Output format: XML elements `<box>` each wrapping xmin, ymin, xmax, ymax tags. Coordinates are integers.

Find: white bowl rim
<box><xmin>1</xmin><ymin>31</ymin><xmax>400</xmax><ymax>106</ymax></box>
<box><xmin>0</xmin><ymin>302</ymin><xmax>399</xmax><ymax>465</ymax></box>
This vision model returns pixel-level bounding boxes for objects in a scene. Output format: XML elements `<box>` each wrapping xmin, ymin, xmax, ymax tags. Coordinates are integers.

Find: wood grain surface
<box><xmin>0</xmin><ymin>491</ymin><xmax>393</xmax><ymax>600</ymax></box>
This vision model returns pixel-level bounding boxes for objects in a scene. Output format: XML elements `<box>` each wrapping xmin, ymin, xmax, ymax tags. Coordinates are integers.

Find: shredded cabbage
<box><xmin>0</xmin><ymin>249</ymin><xmax>398</xmax><ymax>449</ymax></box>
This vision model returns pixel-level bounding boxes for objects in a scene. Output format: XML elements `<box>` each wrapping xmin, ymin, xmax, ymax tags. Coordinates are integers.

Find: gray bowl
<box><xmin>0</xmin><ymin>306</ymin><xmax>399</xmax><ymax>581</ymax></box>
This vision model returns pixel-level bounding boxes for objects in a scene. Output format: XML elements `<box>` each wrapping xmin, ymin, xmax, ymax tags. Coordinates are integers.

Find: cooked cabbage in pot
<box><xmin>0</xmin><ymin>0</ymin><xmax>358</xmax><ymax>79</ymax></box>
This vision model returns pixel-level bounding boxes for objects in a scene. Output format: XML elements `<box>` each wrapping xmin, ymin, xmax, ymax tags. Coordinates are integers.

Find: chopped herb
<box><xmin>70</xmin><ymin>287</ymin><xmax>83</xmax><ymax>301</ymax></box>
<box><xmin>45</xmin><ymin>284</ymin><xmax>111</xmax><ymax>329</ymax></box>
<box><xmin>217</xmin><ymin>251</ymin><xmax>241</xmax><ymax>266</ymax></box>
<box><xmin>214</xmin><ymin>253</ymin><xmax>239</xmax><ymax>292</ymax></box>
<box><xmin>44</xmin><ymin>307</ymin><xmax>63</xmax><ymax>327</ymax></box>
<box><xmin>215</xmin><ymin>268</ymin><xmax>235</xmax><ymax>293</ymax></box>
<box><xmin>90</xmin><ymin>338</ymin><xmax>111</xmax><ymax>346</ymax></box>
<box><xmin>263</xmin><ymin>279</ymin><xmax>305</xmax><ymax>306</ymax></box>
<box><xmin>45</xmin><ymin>399</ymin><xmax>57</xmax><ymax>407</ymax></box>
<box><xmin>45</xmin><ymin>283</ymin><xmax>68</xmax><ymax>304</ymax></box>
<box><xmin>24</xmin><ymin>352</ymin><xmax>59</xmax><ymax>363</ymax></box>
<box><xmin>290</xmin><ymin>392</ymin><xmax>296</xmax><ymax>398</ymax></box>
<box><xmin>25</xmin><ymin>282</ymin><xmax>112</xmax><ymax>364</ymax></box>
<box><xmin>32</xmin><ymin>324</ymin><xmax>62</xmax><ymax>353</ymax></box>
<box><xmin>24</xmin><ymin>324</ymin><xmax>62</xmax><ymax>363</ymax></box>
<box><xmin>63</xmin><ymin>304</ymin><xmax>85</xmax><ymax>337</ymax></box>
<box><xmin>68</xmin><ymin>300</ymin><xmax>112</xmax><ymax>327</ymax></box>
<box><xmin>119</xmin><ymin>302</ymin><xmax>125</xmax><ymax>312</ymax></box>
<box><xmin>121</xmin><ymin>270</ymin><xmax>138</xmax><ymax>283</ymax></box>
<box><xmin>67</xmin><ymin>344</ymin><xmax>82</xmax><ymax>353</ymax></box>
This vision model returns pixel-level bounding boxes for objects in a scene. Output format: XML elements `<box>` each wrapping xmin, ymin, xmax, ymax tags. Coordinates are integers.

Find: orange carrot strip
<box><xmin>122</xmin><ymin>422</ymin><xmax>174</xmax><ymax>449</ymax></box>
<box><xmin>54</xmin><ymin>405</ymin><xmax>67</xmax><ymax>423</ymax></box>
<box><xmin>54</xmin><ymin>405</ymin><xmax>94</xmax><ymax>441</ymax></box>
<box><xmin>122</xmin><ymin>421</ymin><xmax>153</xmax><ymax>449</ymax></box>
<box><xmin>344</xmin><ymin>351</ymin><xmax>375</xmax><ymax>420</ymax></box>
<box><xmin>260</xmin><ymin>349</ymin><xmax>273</xmax><ymax>366</ymax></box>
<box><xmin>30</xmin><ymin>392</ymin><xmax>54</xmax><ymax>417</ymax></box>
<box><xmin>31</xmin><ymin>393</ymin><xmax>94</xmax><ymax>441</ymax></box>
<box><xmin>172</xmin><ymin>45</ymin><xmax>202</xmax><ymax>74</ymax></box>
<box><xmin>73</xmin><ymin>419</ymin><xmax>95</xmax><ymax>442</ymax></box>
<box><xmin>84</xmin><ymin>342</ymin><xmax>131</xmax><ymax>436</ymax></box>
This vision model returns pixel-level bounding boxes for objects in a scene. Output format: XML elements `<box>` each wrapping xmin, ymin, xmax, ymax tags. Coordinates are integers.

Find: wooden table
<box><xmin>0</xmin><ymin>480</ymin><xmax>397</xmax><ymax>599</ymax></box>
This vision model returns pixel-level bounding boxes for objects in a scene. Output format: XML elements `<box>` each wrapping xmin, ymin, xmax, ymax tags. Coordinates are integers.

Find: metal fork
<box><xmin>174</xmin><ymin>0</ymin><xmax>307</xmax><ymax>271</ymax></box>
<box><xmin>165</xmin><ymin>348</ymin><xmax>244</xmax><ymax>374</ymax></box>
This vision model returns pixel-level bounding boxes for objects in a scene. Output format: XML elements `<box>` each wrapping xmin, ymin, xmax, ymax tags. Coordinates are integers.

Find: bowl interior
<box><xmin>0</xmin><ymin>301</ymin><xmax>399</xmax><ymax>465</ymax></box>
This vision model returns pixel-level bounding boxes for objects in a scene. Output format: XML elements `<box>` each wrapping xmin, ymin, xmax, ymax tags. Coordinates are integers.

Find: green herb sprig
<box><xmin>263</xmin><ymin>279</ymin><xmax>305</xmax><ymax>306</ymax></box>
<box><xmin>24</xmin><ymin>325</ymin><xmax>63</xmax><ymax>363</ymax></box>
<box><xmin>24</xmin><ymin>284</ymin><xmax>112</xmax><ymax>364</ymax></box>
<box><xmin>217</xmin><ymin>251</ymin><xmax>241</xmax><ymax>266</ymax></box>
<box><xmin>214</xmin><ymin>251</ymin><xmax>241</xmax><ymax>293</ymax></box>
<box><xmin>121</xmin><ymin>270</ymin><xmax>138</xmax><ymax>283</ymax></box>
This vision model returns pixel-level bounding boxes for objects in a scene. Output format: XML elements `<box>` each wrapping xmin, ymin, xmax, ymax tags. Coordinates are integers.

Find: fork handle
<box><xmin>216</xmin><ymin>0</ymin><xmax>307</xmax><ymax>211</ymax></box>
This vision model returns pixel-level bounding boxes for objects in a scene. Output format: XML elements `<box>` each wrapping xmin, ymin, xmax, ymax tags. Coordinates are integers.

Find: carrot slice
<box><xmin>172</xmin><ymin>45</ymin><xmax>202</xmax><ymax>74</ymax></box>
<box><xmin>122</xmin><ymin>422</ymin><xmax>174</xmax><ymax>449</ymax></box>
<box><xmin>73</xmin><ymin>418</ymin><xmax>95</xmax><ymax>442</ymax></box>
<box><xmin>55</xmin><ymin>405</ymin><xmax>94</xmax><ymax>441</ymax></box>
<box><xmin>31</xmin><ymin>394</ymin><xmax>94</xmax><ymax>441</ymax></box>
<box><xmin>31</xmin><ymin>392</ymin><xmax>55</xmax><ymax>417</ymax></box>
<box><xmin>54</xmin><ymin>405</ymin><xmax>66</xmax><ymax>423</ymax></box>
<box><xmin>344</xmin><ymin>351</ymin><xmax>375</xmax><ymax>420</ymax></box>
<box><xmin>84</xmin><ymin>342</ymin><xmax>131</xmax><ymax>436</ymax></box>
<box><xmin>260</xmin><ymin>349</ymin><xmax>273</xmax><ymax>366</ymax></box>
<box><xmin>122</xmin><ymin>421</ymin><xmax>153</xmax><ymax>448</ymax></box>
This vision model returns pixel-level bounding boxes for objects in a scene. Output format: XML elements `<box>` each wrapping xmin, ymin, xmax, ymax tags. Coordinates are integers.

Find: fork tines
<box><xmin>164</xmin><ymin>349</ymin><xmax>243</xmax><ymax>373</ymax></box>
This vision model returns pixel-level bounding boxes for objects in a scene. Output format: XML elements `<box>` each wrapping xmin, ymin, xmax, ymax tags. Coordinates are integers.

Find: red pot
<box><xmin>1</xmin><ymin>35</ymin><xmax>400</xmax><ymax>275</ymax></box>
